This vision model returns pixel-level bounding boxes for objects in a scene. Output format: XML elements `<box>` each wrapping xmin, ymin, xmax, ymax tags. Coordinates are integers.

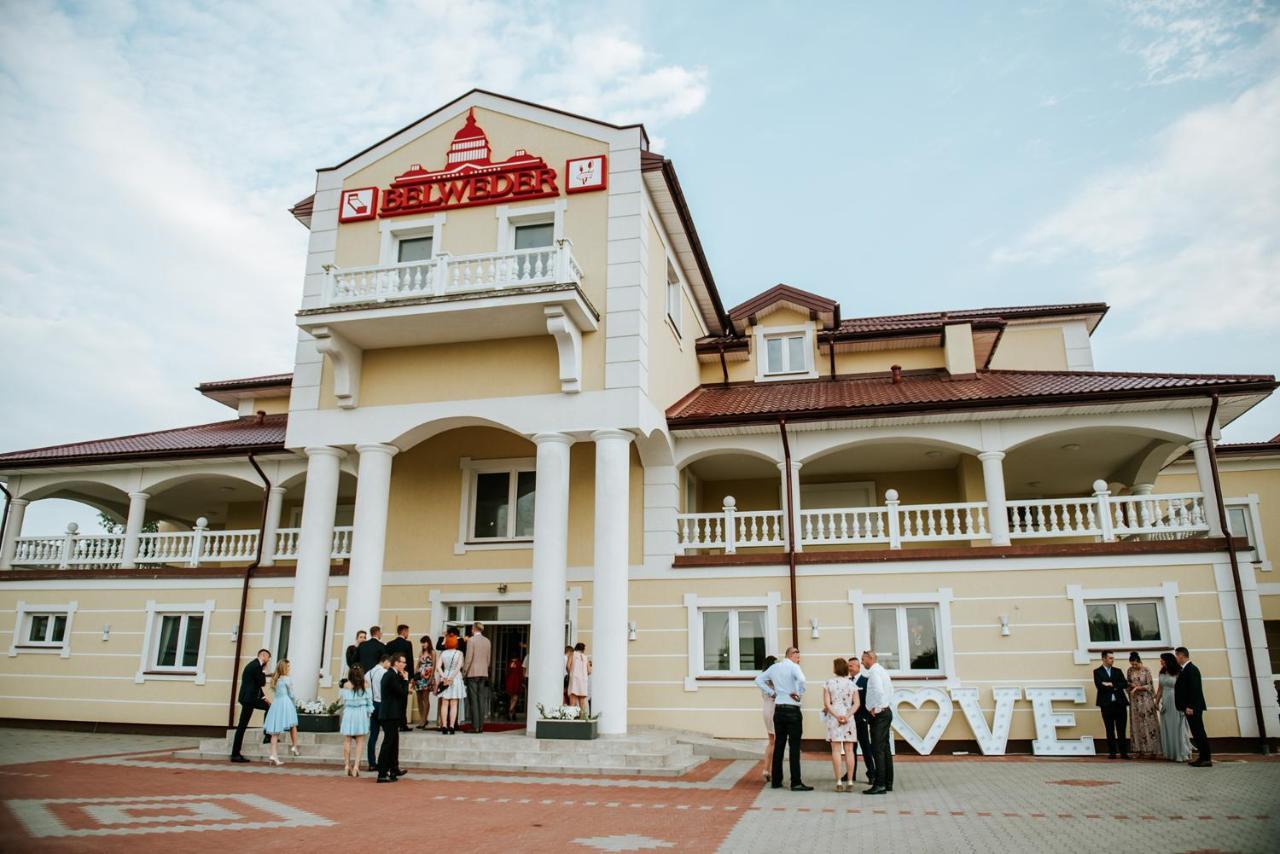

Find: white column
<box><xmin>0</xmin><ymin>498</ymin><xmax>29</xmax><ymax>569</ymax></box>
<box><xmin>259</xmin><ymin>486</ymin><xmax>286</xmax><ymax>567</ymax></box>
<box><xmin>528</xmin><ymin>432</ymin><xmax>573</xmax><ymax>732</ymax></box>
<box><xmin>978</xmin><ymin>451</ymin><xmax>1011</xmax><ymax>547</ymax></box>
<box><xmin>119</xmin><ymin>491</ymin><xmax>150</xmax><ymax>569</ymax></box>
<box><xmin>1131</xmin><ymin>483</ymin><xmax>1154</xmax><ymax>496</ymax></box>
<box><xmin>291</xmin><ymin>446</ymin><xmax>345</xmax><ymax>701</ymax></box>
<box><xmin>346</xmin><ymin>444</ymin><xmax>398</xmax><ymax>645</ymax></box>
<box><xmin>591</xmin><ymin>429</ymin><xmax>632</xmax><ymax>735</ymax></box>
<box><xmin>1188</xmin><ymin>439</ymin><xmax>1224</xmax><ymax>536</ymax></box>
<box><xmin>777</xmin><ymin>460</ymin><xmax>802</xmax><ymax>552</ymax></box>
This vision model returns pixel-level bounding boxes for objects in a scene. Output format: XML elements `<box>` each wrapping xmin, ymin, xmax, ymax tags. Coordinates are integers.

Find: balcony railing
<box><xmin>677</xmin><ymin>487</ymin><xmax>1210</xmax><ymax>554</ymax></box>
<box><xmin>11</xmin><ymin>521</ymin><xmax>355</xmax><ymax>569</ymax></box>
<box><xmin>324</xmin><ymin>240</ymin><xmax>583</xmax><ymax>307</ymax></box>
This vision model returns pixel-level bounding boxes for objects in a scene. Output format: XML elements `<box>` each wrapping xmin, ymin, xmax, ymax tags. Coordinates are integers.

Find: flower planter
<box><xmin>535</xmin><ymin>719</ymin><xmax>598</xmax><ymax>740</ymax></box>
<box><xmin>297</xmin><ymin>713</ymin><xmax>340</xmax><ymax>733</ymax></box>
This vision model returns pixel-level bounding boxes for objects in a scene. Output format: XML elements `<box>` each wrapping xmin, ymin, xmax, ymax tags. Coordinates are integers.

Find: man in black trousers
<box><xmin>849</xmin><ymin>656</ymin><xmax>876</xmax><ymax>785</ymax></box>
<box><xmin>357</xmin><ymin>625</ymin><xmax>386</xmax><ymax>673</ymax></box>
<box><xmin>230</xmin><ymin>648</ymin><xmax>271</xmax><ymax>762</ymax></box>
<box><xmin>1175</xmin><ymin>646</ymin><xmax>1212</xmax><ymax>767</ymax></box>
<box><xmin>384</xmin><ymin>624</ymin><xmax>415</xmax><ymax>731</ymax></box>
<box><xmin>377</xmin><ymin>653</ymin><xmax>410</xmax><ymax>783</ymax></box>
<box><xmin>1094</xmin><ymin>650</ymin><xmax>1130</xmax><ymax>759</ymax></box>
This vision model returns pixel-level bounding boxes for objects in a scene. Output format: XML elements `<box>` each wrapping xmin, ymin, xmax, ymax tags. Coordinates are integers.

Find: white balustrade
<box><xmin>12</xmin><ymin>535</ymin><xmax>69</xmax><ymax>566</ymax></box>
<box><xmin>676</xmin><ymin>513</ymin><xmax>728</xmax><ymax>551</ymax></box>
<box><xmin>898</xmin><ymin>501</ymin><xmax>990</xmax><ymax>543</ymax></box>
<box><xmin>730</xmin><ymin>509</ymin><xmax>785</xmax><ymax>549</ymax></box>
<box><xmin>331</xmin><ymin>526</ymin><xmax>354</xmax><ymax>559</ymax></box>
<box><xmin>273</xmin><ymin>528</ymin><xmax>301</xmax><ymax>560</ymax></box>
<box><xmin>1111</xmin><ymin>493</ymin><xmax>1207</xmax><ymax>538</ymax></box>
<box><xmin>326</xmin><ymin>241</ymin><xmax>581</xmax><ymax>307</ymax></box>
<box><xmin>800</xmin><ymin>507</ymin><xmax>890</xmax><ymax>545</ymax></box>
<box><xmin>1006</xmin><ymin>497</ymin><xmax>1100</xmax><ymax>539</ymax></box>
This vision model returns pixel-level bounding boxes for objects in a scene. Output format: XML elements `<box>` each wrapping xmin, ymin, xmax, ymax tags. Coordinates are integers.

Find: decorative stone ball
<box><xmin>1092</xmin><ymin>479</ymin><xmax>1108</xmax><ymax>494</ymax></box>
<box><xmin>66</xmin><ymin>522</ymin><xmax>79</xmax><ymax>534</ymax></box>
<box><xmin>885</xmin><ymin>489</ymin><xmax>899</xmax><ymax>502</ymax></box>
<box><xmin>722</xmin><ymin>496</ymin><xmax>736</xmax><ymax>508</ymax></box>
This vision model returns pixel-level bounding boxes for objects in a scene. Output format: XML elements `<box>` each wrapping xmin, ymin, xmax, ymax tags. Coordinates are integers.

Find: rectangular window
<box><xmin>700</xmin><ymin>608</ymin><xmax>768</xmax><ymax>674</ymax></box>
<box><xmin>397</xmin><ymin>235</ymin><xmax>433</xmax><ymax>263</ymax></box>
<box><xmin>514</xmin><ymin>222</ymin><xmax>554</xmax><ymax>250</ymax></box>
<box><xmin>25</xmin><ymin>613</ymin><xmax>67</xmax><ymax>645</ymax></box>
<box><xmin>666</xmin><ymin>260</ymin><xmax>682</xmax><ymax>335</ymax></box>
<box><xmin>469</xmin><ymin>466</ymin><xmax>536</xmax><ymax>542</ymax></box>
<box><xmin>764</xmin><ymin>333</ymin><xmax>808</xmax><ymax>375</ymax></box>
<box><xmin>1225</xmin><ymin>505</ymin><xmax>1255</xmax><ymax>547</ymax></box>
<box><xmin>1086</xmin><ymin>600</ymin><xmax>1166</xmax><ymax>646</ymax></box>
<box><xmin>151</xmin><ymin>613</ymin><xmax>204</xmax><ymax>672</ymax></box>
<box><xmin>867</xmin><ymin>605</ymin><xmax>942</xmax><ymax>675</ymax></box>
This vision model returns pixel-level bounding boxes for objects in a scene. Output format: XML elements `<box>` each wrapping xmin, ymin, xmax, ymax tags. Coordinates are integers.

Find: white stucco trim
<box><xmin>495</xmin><ymin>198</ymin><xmax>566</xmax><ymax>250</ymax></box>
<box><xmin>753</xmin><ymin>322</ymin><xmax>818</xmax><ymax>381</ymax></box>
<box><xmin>848</xmin><ymin>588</ymin><xmax>956</xmax><ymax>685</ymax></box>
<box><xmin>682</xmin><ymin>591</ymin><xmax>781</xmax><ymax>691</ymax></box>
<box><xmin>8</xmin><ymin>600</ymin><xmax>77</xmax><ymax>658</ymax></box>
<box><xmin>455</xmin><ymin>456</ymin><xmax>537</xmax><ymax>553</ymax></box>
<box><xmin>135</xmin><ymin>599</ymin><xmax>215</xmax><ymax>684</ymax></box>
<box><xmin>1065</xmin><ymin>582</ymin><xmax>1181</xmax><ymax>665</ymax></box>
<box><xmin>377</xmin><ymin>212</ymin><xmax>446</xmax><ymax>264</ymax></box>
<box><xmin>427</xmin><ymin>586</ymin><xmax>582</xmax><ymax>646</ymax></box>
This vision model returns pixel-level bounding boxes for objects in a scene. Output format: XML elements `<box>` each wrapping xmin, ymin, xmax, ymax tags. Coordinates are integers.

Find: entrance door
<box><xmin>444</xmin><ymin>600</ymin><xmax>534</xmax><ymax>726</ymax></box>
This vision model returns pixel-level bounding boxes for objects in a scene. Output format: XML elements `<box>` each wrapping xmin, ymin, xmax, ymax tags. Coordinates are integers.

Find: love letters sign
<box><xmin>887</xmin><ymin>686</ymin><xmax>1096</xmax><ymax>756</ymax></box>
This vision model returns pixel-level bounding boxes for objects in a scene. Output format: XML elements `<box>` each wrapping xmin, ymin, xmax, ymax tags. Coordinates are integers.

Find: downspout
<box><xmin>778</xmin><ymin>418</ymin><xmax>800</xmax><ymax>649</ymax></box>
<box><xmin>1205</xmin><ymin>394</ymin><xmax>1269</xmax><ymax>753</ymax></box>
<box><xmin>227</xmin><ymin>451</ymin><xmax>272</xmax><ymax>728</ymax></box>
<box><xmin>826</xmin><ymin>332</ymin><xmax>836</xmax><ymax>380</ymax></box>
<box><xmin>717</xmin><ymin>344</ymin><xmax>729</xmax><ymax>385</ymax></box>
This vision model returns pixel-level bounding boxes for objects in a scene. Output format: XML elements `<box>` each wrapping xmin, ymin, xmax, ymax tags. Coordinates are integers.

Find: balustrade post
<box><xmin>1093</xmin><ymin>481</ymin><xmax>1116</xmax><ymax>542</ymax></box>
<box><xmin>885</xmin><ymin>490</ymin><xmax>902</xmax><ymax>550</ymax></box>
<box><xmin>433</xmin><ymin>254</ymin><xmax>449</xmax><ymax>295</ymax></box>
<box><xmin>722</xmin><ymin>496</ymin><xmax>737</xmax><ymax>554</ymax></box>
<box><xmin>58</xmin><ymin>522</ymin><xmax>78</xmax><ymax>569</ymax></box>
<box><xmin>555</xmin><ymin>239</ymin><xmax>571</xmax><ymax>283</ymax></box>
<box><xmin>189</xmin><ymin>517</ymin><xmax>208</xmax><ymax>567</ymax></box>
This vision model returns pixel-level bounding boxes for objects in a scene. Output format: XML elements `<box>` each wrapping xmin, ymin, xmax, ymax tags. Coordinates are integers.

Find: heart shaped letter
<box><xmin>889</xmin><ymin>687</ymin><xmax>953</xmax><ymax>755</ymax></box>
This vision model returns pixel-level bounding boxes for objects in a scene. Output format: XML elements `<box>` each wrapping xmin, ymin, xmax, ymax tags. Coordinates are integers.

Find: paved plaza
<box><xmin>0</xmin><ymin>729</ymin><xmax>1277</xmax><ymax>852</ymax></box>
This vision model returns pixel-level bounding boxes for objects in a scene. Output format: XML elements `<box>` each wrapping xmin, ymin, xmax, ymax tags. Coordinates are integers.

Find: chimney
<box><xmin>943</xmin><ymin>322</ymin><xmax>978</xmax><ymax>379</ymax></box>
<box><xmin>891</xmin><ymin>364</ymin><xmax>902</xmax><ymax>384</ymax></box>
<box><xmin>255</xmin><ymin>410</ymin><xmax>267</xmax><ymax>425</ymax></box>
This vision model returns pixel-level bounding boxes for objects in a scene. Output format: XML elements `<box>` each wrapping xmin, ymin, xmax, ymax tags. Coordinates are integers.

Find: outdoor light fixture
<box><xmin>809</xmin><ymin>617</ymin><xmax>820</xmax><ymax>639</ymax></box>
<box><xmin>230</xmin><ymin>625</ymin><xmax>239</xmax><ymax>642</ymax></box>
<box><xmin>627</xmin><ymin>621</ymin><xmax>638</xmax><ymax>641</ymax></box>
<box><xmin>102</xmin><ymin>624</ymin><xmax>110</xmax><ymax>641</ymax></box>
<box><xmin>924</xmin><ymin>450</ymin><xmax>944</xmax><ymax>459</ymax></box>
<box><xmin>1060</xmin><ymin>443</ymin><xmax>1081</xmax><ymax>452</ymax></box>
<box><xmin>999</xmin><ymin>615</ymin><xmax>1010</xmax><ymax>637</ymax></box>
<box><xmin>497</xmin><ymin>583</ymin><xmax>509</xmax><ymax>594</ymax></box>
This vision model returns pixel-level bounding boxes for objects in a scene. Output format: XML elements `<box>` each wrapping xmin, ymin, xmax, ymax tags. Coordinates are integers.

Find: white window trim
<box><xmin>1066</xmin><ymin>582</ymin><xmax>1180</xmax><ymax>665</ymax></box>
<box><xmin>429</xmin><ymin>587</ymin><xmax>582</xmax><ymax>646</ymax></box>
<box><xmin>262</xmin><ymin>598</ymin><xmax>339</xmax><ymax>688</ymax></box>
<box><xmin>496</xmin><ymin>199</ymin><xmax>566</xmax><ymax>250</ymax></box>
<box><xmin>454</xmin><ymin>456</ymin><xmax>537</xmax><ymax>554</ymax></box>
<box><xmin>754</xmin><ymin>323</ymin><xmax>818</xmax><ymax>381</ymax></box>
<box><xmin>377</xmin><ymin>213</ymin><xmax>446</xmax><ymax>265</ymax></box>
<box><xmin>9</xmin><ymin>600</ymin><xmax>77</xmax><ymax>658</ymax></box>
<box><xmin>135</xmin><ymin>599</ymin><xmax>215</xmax><ymax>684</ymax></box>
<box><xmin>849</xmin><ymin>588</ymin><xmax>956</xmax><ymax>685</ymax></box>
<box><xmin>1226</xmin><ymin>494</ymin><xmax>1269</xmax><ymax>572</ymax></box>
<box><xmin>665</xmin><ymin>257</ymin><xmax>684</xmax><ymax>341</ymax></box>
<box><xmin>683</xmin><ymin>591</ymin><xmax>780</xmax><ymax>691</ymax></box>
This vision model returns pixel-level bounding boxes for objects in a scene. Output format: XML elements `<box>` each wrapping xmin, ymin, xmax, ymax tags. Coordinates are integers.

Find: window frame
<box><xmin>1066</xmin><ymin>583</ymin><xmax>1181</xmax><ymax>664</ymax></box>
<box><xmin>377</xmin><ymin>213</ymin><xmax>446</xmax><ymax>266</ymax></box>
<box><xmin>135</xmin><ymin>599</ymin><xmax>214</xmax><ymax>684</ymax></box>
<box><xmin>455</xmin><ymin>456</ymin><xmax>537</xmax><ymax>553</ymax></box>
<box><xmin>496</xmin><ymin>199</ymin><xmax>566</xmax><ymax>251</ymax></box>
<box><xmin>1225</xmin><ymin>494</ymin><xmax>1269</xmax><ymax>571</ymax></box>
<box><xmin>753</xmin><ymin>323</ymin><xmax>818</xmax><ymax>381</ymax></box>
<box><xmin>261</xmin><ymin>598</ymin><xmax>339</xmax><ymax>687</ymax></box>
<box><xmin>665</xmin><ymin>259</ymin><xmax>683</xmax><ymax>338</ymax></box>
<box><xmin>8</xmin><ymin>600</ymin><xmax>77</xmax><ymax>658</ymax></box>
<box><xmin>697</xmin><ymin>607</ymin><xmax>769</xmax><ymax>676</ymax></box>
<box><xmin>683</xmin><ymin>592</ymin><xmax>780</xmax><ymax>690</ymax></box>
<box><xmin>1084</xmin><ymin>599</ymin><xmax>1167</xmax><ymax>646</ymax></box>
<box><xmin>864</xmin><ymin>603</ymin><xmax>945</xmax><ymax>677</ymax></box>
<box><xmin>849</xmin><ymin>588</ymin><xmax>955</xmax><ymax>684</ymax></box>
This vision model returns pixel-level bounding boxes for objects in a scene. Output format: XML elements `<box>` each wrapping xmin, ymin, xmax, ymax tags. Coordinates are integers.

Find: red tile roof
<box><xmin>666</xmin><ymin>369</ymin><xmax>1276</xmax><ymax>428</ymax></box>
<box><xmin>196</xmin><ymin>373</ymin><xmax>293</xmax><ymax>392</ymax></box>
<box><xmin>835</xmin><ymin>303</ymin><xmax>1107</xmax><ymax>335</ymax></box>
<box><xmin>1215</xmin><ymin>432</ymin><xmax>1280</xmax><ymax>455</ymax></box>
<box><xmin>0</xmin><ymin>415</ymin><xmax>289</xmax><ymax>469</ymax></box>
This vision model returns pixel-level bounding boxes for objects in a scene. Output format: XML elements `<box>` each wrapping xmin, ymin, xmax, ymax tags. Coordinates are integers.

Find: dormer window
<box><xmin>754</xmin><ymin>324</ymin><xmax>816</xmax><ymax>380</ymax></box>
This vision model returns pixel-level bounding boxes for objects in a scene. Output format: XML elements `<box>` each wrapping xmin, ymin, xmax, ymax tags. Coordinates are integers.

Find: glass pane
<box><xmin>514</xmin><ymin>223</ymin><xmax>554</xmax><ymax>249</ymax></box>
<box><xmin>702</xmin><ymin>610</ymin><xmax>731</xmax><ymax>671</ymax></box>
<box><xmin>277</xmin><ymin>615</ymin><xmax>292</xmax><ymax>661</ymax></box>
<box><xmin>766</xmin><ymin>337</ymin><xmax>783</xmax><ymax>373</ymax></box>
<box><xmin>514</xmin><ymin>471</ymin><xmax>536</xmax><ymax>537</ymax></box>
<box><xmin>787</xmin><ymin>336</ymin><xmax>805</xmax><ymax>372</ymax></box>
<box><xmin>905</xmin><ymin>607</ymin><xmax>939</xmax><ymax>670</ymax></box>
<box><xmin>868</xmin><ymin>608</ymin><xmax>900</xmax><ymax>671</ymax></box>
<box><xmin>474</xmin><ymin>605</ymin><xmax>499</xmax><ymax>622</ymax></box>
<box><xmin>1226</xmin><ymin>507</ymin><xmax>1252</xmax><ymax>544</ymax></box>
<box><xmin>181</xmin><ymin>615</ymin><xmax>203</xmax><ymax>668</ymax></box>
<box><xmin>51</xmin><ymin>615</ymin><xmax>67</xmax><ymax>643</ymax></box>
<box><xmin>667</xmin><ymin>280</ymin><xmax>681</xmax><ymax>319</ymax></box>
<box><xmin>472</xmin><ymin>472</ymin><xmax>511</xmax><ymax>539</ymax></box>
<box><xmin>156</xmin><ymin>615</ymin><xmax>181</xmax><ymax>667</ymax></box>
<box><xmin>397</xmin><ymin>236</ymin><xmax>433</xmax><ymax>262</ymax></box>
<box><xmin>1126</xmin><ymin>602</ymin><xmax>1162</xmax><ymax>642</ymax></box>
<box><xmin>28</xmin><ymin>615</ymin><xmax>49</xmax><ymax>643</ymax></box>
<box><xmin>737</xmin><ymin>610</ymin><xmax>767</xmax><ymax>671</ymax></box>
<box><xmin>1087</xmin><ymin>603</ymin><xmax>1120</xmax><ymax>643</ymax></box>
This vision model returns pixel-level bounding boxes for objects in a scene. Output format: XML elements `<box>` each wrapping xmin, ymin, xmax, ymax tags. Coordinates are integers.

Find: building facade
<box><xmin>1</xmin><ymin>91</ymin><xmax>1276</xmax><ymax>753</ymax></box>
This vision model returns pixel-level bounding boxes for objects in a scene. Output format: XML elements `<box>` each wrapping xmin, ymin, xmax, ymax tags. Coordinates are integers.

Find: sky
<box><xmin>1</xmin><ymin>0</ymin><xmax>1277</xmax><ymax>534</ymax></box>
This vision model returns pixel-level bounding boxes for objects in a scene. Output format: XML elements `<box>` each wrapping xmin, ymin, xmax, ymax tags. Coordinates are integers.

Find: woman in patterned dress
<box><xmin>413</xmin><ymin>636</ymin><xmax>435</xmax><ymax>730</ymax></box>
<box><xmin>822</xmin><ymin>658</ymin><xmax>859</xmax><ymax>791</ymax></box>
<box><xmin>1126</xmin><ymin>652</ymin><xmax>1160</xmax><ymax>757</ymax></box>
<box><xmin>262</xmin><ymin>659</ymin><xmax>300</xmax><ymax>766</ymax></box>
<box><xmin>339</xmin><ymin>665</ymin><xmax>373</xmax><ymax>777</ymax></box>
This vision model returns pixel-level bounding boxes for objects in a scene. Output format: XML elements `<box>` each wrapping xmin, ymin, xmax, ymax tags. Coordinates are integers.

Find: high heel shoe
<box><xmin>290</xmin><ymin>745</ymin><xmax>300</xmax><ymax>757</ymax></box>
<box><xmin>268</xmin><ymin>756</ymin><xmax>283</xmax><ymax>766</ymax></box>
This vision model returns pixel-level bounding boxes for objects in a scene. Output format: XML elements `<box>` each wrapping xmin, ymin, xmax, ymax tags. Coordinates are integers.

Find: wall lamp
<box><xmin>809</xmin><ymin>617</ymin><xmax>820</xmax><ymax>639</ymax></box>
<box><xmin>627</xmin><ymin>621</ymin><xmax>638</xmax><ymax>642</ymax></box>
<box><xmin>999</xmin><ymin>615</ymin><xmax>1011</xmax><ymax>637</ymax></box>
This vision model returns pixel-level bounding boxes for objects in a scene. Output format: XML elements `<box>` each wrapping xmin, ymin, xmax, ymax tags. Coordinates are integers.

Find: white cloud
<box><xmin>992</xmin><ymin>73</ymin><xmax>1280</xmax><ymax>336</ymax></box>
<box><xmin>1120</xmin><ymin>0</ymin><xmax>1277</xmax><ymax>84</ymax></box>
<box><xmin>0</xmin><ymin>0</ymin><xmax>708</xmax><ymax>475</ymax></box>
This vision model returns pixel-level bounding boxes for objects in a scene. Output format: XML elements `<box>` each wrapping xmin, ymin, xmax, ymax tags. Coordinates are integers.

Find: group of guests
<box><xmin>755</xmin><ymin>648</ymin><xmax>896</xmax><ymax>794</ymax></box>
<box><xmin>1094</xmin><ymin>646</ymin><xmax>1212</xmax><ymax>766</ymax></box>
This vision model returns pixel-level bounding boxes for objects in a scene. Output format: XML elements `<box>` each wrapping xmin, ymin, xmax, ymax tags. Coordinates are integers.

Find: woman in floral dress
<box><xmin>413</xmin><ymin>636</ymin><xmax>434</xmax><ymax>730</ymax></box>
<box><xmin>1126</xmin><ymin>652</ymin><xmax>1160</xmax><ymax>757</ymax></box>
<box><xmin>822</xmin><ymin>658</ymin><xmax>859</xmax><ymax>791</ymax></box>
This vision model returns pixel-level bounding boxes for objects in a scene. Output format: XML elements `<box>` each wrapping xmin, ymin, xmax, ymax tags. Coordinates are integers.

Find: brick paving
<box><xmin>0</xmin><ymin>732</ymin><xmax>1276</xmax><ymax>852</ymax></box>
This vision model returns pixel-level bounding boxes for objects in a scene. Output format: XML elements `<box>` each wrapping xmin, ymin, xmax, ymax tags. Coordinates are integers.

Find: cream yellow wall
<box><xmin>697</xmin><ymin>344</ymin><xmax>947</xmax><ymax>385</ymax></box>
<box><xmin>646</xmin><ymin>214</ymin><xmax>702</xmax><ymax>409</ymax></box>
<box><xmin>695</xmin><ymin>468</ymin><xmax>962</xmax><ymax>514</ymax></box>
<box><xmin>988</xmin><ymin>325</ymin><xmax>1069</xmax><ymax>371</ymax></box>
<box><xmin>249</xmin><ymin>395</ymin><xmax>291</xmax><ymax>415</ymax></box>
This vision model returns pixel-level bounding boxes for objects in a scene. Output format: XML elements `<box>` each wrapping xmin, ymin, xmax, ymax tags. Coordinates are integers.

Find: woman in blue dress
<box><xmin>263</xmin><ymin>659</ymin><xmax>300</xmax><ymax>765</ymax></box>
<box><xmin>340</xmin><ymin>665</ymin><xmax>374</xmax><ymax>777</ymax></box>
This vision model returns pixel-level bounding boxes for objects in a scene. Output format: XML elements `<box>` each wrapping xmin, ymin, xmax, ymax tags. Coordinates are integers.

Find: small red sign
<box><xmin>565</xmin><ymin>155</ymin><xmax>607</xmax><ymax>194</ymax></box>
<box><xmin>338</xmin><ymin>187</ymin><xmax>378</xmax><ymax>223</ymax></box>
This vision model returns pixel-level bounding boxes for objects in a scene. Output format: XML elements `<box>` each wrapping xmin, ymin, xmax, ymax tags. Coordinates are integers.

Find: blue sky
<box><xmin>1</xmin><ymin>0</ymin><xmax>1277</xmax><ymax>533</ymax></box>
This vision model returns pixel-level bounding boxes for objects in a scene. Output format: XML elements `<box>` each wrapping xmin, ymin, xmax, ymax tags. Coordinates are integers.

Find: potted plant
<box><xmin>296</xmin><ymin>698</ymin><xmax>341</xmax><ymax>733</ymax></box>
<box><xmin>534</xmin><ymin>703</ymin><xmax>598</xmax><ymax>740</ymax></box>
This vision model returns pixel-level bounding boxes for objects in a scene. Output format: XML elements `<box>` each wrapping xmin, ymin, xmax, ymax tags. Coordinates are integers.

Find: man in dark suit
<box><xmin>1094</xmin><ymin>650</ymin><xmax>1130</xmax><ymax>759</ymax></box>
<box><xmin>230</xmin><ymin>649</ymin><xmax>271</xmax><ymax>762</ymax></box>
<box><xmin>384</xmin><ymin>624</ymin><xmax>415</xmax><ymax>731</ymax></box>
<box><xmin>1175</xmin><ymin>646</ymin><xmax>1212</xmax><ymax>767</ymax></box>
<box><xmin>848</xmin><ymin>657</ymin><xmax>876</xmax><ymax>784</ymax></box>
<box><xmin>357</xmin><ymin>625</ymin><xmax>386</xmax><ymax>673</ymax></box>
<box><xmin>377</xmin><ymin>652</ymin><xmax>410</xmax><ymax>783</ymax></box>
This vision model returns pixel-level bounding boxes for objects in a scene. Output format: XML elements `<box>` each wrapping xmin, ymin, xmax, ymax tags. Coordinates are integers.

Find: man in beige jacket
<box><xmin>463</xmin><ymin>622</ymin><xmax>493</xmax><ymax>733</ymax></box>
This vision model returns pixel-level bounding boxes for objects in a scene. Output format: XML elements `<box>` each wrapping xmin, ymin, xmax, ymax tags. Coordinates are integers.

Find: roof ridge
<box><xmin>0</xmin><ymin>414</ymin><xmax>287</xmax><ymax>459</ymax></box>
<box><xmin>841</xmin><ymin>302</ymin><xmax>1108</xmax><ymax>325</ymax></box>
<box><xmin>982</xmin><ymin>368</ymin><xmax>1277</xmax><ymax>382</ymax></box>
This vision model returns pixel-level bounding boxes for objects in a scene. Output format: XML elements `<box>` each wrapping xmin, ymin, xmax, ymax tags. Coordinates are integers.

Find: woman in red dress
<box><xmin>505</xmin><ymin>656</ymin><xmax>525</xmax><ymax>719</ymax></box>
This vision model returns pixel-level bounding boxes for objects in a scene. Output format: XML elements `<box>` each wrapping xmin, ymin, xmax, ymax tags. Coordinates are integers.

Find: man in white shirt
<box><xmin>860</xmin><ymin>649</ymin><xmax>895</xmax><ymax>795</ymax></box>
<box><xmin>754</xmin><ymin>647</ymin><xmax>812</xmax><ymax>791</ymax></box>
<box><xmin>365</xmin><ymin>653</ymin><xmax>389</xmax><ymax>772</ymax></box>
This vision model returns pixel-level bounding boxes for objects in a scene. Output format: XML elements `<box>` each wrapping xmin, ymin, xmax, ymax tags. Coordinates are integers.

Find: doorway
<box><xmin>444</xmin><ymin>600</ymin><xmax>534</xmax><ymax>727</ymax></box>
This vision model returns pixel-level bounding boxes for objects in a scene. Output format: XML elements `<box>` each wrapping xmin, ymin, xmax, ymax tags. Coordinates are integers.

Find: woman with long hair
<box><xmin>262</xmin><ymin>658</ymin><xmax>299</xmax><ymax>766</ymax></box>
<box><xmin>339</xmin><ymin>665</ymin><xmax>372</xmax><ymax>777</ymax></box>
<box><xmin>759</xmin><ymin>654</ymin><xmax>777</xmax><ymax>783</ymax></box>
<box><xmin>413</xmin><ymin>636</ymin><xmax>435</xmax><ymax>730</ymax></box>
<box><xmin>1126</xmin><ymin>651</ymin><xmax>1160</xmax><ymax>757</ymax></box>
<box><xmin>1154</xmin><ymin>652</ymin><xmax>1191</xmax><ymax>761</ymax></box>
<box><xmin>436</xmin><ymin>633</ymin><xmax>464</xmax><ymax>734</ymax></box>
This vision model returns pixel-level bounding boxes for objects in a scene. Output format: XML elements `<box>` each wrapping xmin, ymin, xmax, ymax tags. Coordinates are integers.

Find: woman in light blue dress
<box><xmin>340</xmin><ymin>665</ymin><xmax>373</xmax><ymax>777</ymax></box>
<box><xmin>263</xmin><ymin>659</ymin><xmax>300</xmax><ymax>765</ymax></box>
